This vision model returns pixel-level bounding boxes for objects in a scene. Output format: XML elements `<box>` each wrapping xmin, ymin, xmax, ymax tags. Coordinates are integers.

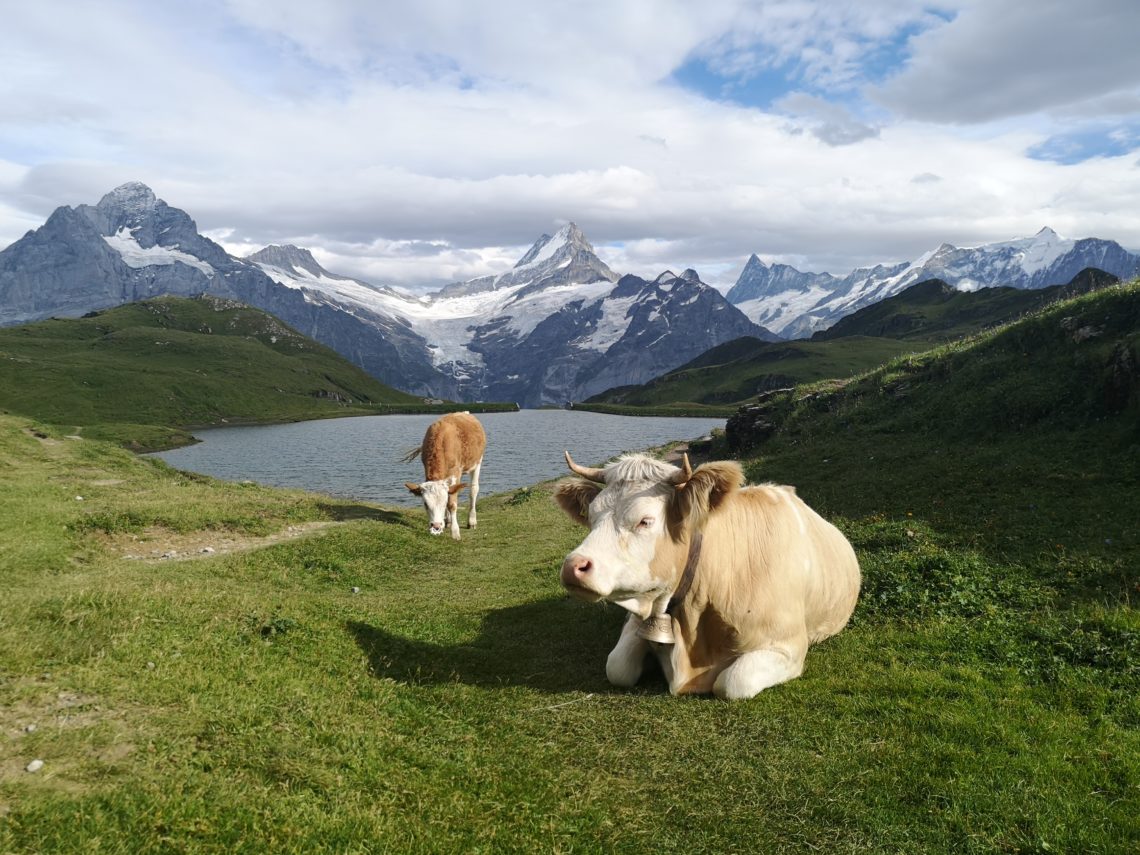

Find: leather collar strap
<box><xmin>665</xmin><ymin>531</ymin><xmax>702</xmax><ymax>616</ymax></box>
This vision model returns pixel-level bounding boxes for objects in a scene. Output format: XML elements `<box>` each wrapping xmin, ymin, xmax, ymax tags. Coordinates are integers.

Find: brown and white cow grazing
<box><xmin>404</xmin><ymin>412</ymin><xmax>486</xmax><ymax>539</ymax></box>
<box><xmin>554</xmin><ymin>451</ymin><xmax>860</xmax><ymax>700</ymax></box>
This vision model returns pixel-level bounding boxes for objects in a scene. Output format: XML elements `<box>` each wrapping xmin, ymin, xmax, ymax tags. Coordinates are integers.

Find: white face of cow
<box><xmin>562</xmin><ymin>482</ymin><xmax>672</xmax><ymax>601</ymax></box>
<box><xmin>406</xmin><ymin>479</ymin><xmax>457</xmax><ymax>535</ymax></box>
<box><xmin>555</xmin><ymin>454</ymin><xmax>691</xmax><ymax>611</ymax></box>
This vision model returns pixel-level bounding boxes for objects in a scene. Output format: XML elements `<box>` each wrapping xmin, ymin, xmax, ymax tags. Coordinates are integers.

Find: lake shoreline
<box><xmin>152</xmin><ymin>410</ymin><xmax>727</xmax><ymax>507</ymax></box>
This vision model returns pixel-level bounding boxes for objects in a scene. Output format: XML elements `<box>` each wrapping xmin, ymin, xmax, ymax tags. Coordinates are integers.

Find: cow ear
<box><xmin>405</xmin><ymin>482</ymin><xmax>423</xmax><ymax>495</ymax></box>
<box><xmin>670</xmin><ymin>461</ymin><xmax>744</xmax><ymax>532</ymax></box>
<box><xmin>553</xmin><ymin>478</ymin><xmax>601</xmax><ymax>527</ymax></box>
<box><xmin>448</xmin><ymin>481</ymin><xmax>467</xmax><ymax>494</ymax></box>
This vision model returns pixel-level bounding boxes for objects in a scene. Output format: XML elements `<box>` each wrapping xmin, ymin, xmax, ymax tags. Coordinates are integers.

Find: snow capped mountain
<box><xmin>730</xmin><ymin>228</ymin><xmax>1140</xmax><ymax>338</ymax></box>
<box><xmin>726</xmin><ymin>254</ymin><xmax>839</xmax><ymax>335</ymax></box>
<box><xmin>11</xmin><ymin>180</ymin><xmax>1132</xmax><ymax>405</ymax></box>
<box><xmin>248</xmin><ymin>244</ymin><xmax>410</xmax><ymax>307</ymax></box>
<box><xmin>0</xmin><ymin>184</ymin><xmax>772</xmax><ymax>406</ymax></box>
<box><xmin>246</xmin><ymin>224</ymin><xmax>770</xmax><ymax>405</ymax></box>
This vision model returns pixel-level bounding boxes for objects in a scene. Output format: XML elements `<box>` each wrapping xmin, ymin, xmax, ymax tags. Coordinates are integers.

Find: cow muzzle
<box><xmin>560</xmin><ymin>553</ymin><xmax>601</xmax><ymax>599</ymax></box>
<box><xmin>429</xmin><ymin>523</ymin><xmax>444</xmax><ymax>535</ymax></box>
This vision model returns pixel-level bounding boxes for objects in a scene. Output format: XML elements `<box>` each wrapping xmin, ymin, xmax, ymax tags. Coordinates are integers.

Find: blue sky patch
<box><xmin>670</xmin><ymin>56</ymin><xmax>794</xmax><ymax>109</ymax></box>
<box><xmin>1028</xmin><ymin>124</ymin><xmax>1140</xmax><ymax>164</ymax></box>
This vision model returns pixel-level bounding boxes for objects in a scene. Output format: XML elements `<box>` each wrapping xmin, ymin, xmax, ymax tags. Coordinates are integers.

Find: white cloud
<box><xmin>1</xmin><ymin>0</ymin><xmax>1139</xmax><ymax>292</ymax></box>
<box><xmin>873</xmin><ymin>0</ymin><xmax>1140</xmax><ymax>123</ymax></box>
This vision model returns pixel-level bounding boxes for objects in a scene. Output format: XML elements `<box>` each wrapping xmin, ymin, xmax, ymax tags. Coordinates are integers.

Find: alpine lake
<box><xmin>151</xmin><ymin>409</ymin><xmax>725</xmax><ymax>506</ymax></box>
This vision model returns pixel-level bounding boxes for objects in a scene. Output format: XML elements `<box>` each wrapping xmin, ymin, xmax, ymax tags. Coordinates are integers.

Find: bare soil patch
<box><xmin>104</xmin><ymin>520</ymin><xmax>344</xmax><ymax>562</ymax></box>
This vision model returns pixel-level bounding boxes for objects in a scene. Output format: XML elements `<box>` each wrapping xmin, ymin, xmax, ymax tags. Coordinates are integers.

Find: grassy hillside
<box><xmin>587</xmin><ymin>334</ymin><xmax>918</xmax><ymax>407</ymax></box>
<box><xmin>814</xmin><ymin>267</ymin><xmax>1120</xmax><ymax>343</ymax></box>
<box><xmin>0</xmin><ymin>295</ymin><xmax>506</xmax><ymax>450</ymax></box>
<box><xmin>586</xmin><ymin>268</ymin><xmax>1122</xmax><ymax>410</ymax></box>
<box><xmin>1</xmin><ymin>282</ymin><xmax>1137</xmax><ymax>852</ymax></box>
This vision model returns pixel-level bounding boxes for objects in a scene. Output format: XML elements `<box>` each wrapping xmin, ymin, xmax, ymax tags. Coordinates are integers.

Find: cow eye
<box><xmin>637</xmin><ymin>517</ymin><xmax>655</xmax><ymax>529</ymax></box>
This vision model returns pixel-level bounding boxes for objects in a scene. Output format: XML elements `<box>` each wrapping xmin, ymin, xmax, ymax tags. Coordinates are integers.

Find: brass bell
<box><xmin>637</xmin><ymin>614</ymin><xmax>675</xmax><ymax>644</ymax></box>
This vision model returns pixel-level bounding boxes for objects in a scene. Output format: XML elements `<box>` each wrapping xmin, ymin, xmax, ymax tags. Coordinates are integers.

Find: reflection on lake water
<box><xmin>152</xmin><ymin>409</ymin><xmax>725</xmax><ymax>506</ymax></box>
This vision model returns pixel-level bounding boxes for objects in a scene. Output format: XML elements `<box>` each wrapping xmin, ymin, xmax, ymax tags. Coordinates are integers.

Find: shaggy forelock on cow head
<box><xmin>603</xmin><ymin>454</ymin><xmax>682</xmax><ymax>484</ymax></box>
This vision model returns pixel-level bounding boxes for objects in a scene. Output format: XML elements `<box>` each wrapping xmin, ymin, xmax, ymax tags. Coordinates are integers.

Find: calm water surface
<box><xmin>152</xmin><ymin>410</ymin><xmax>725</xmax><ymax>506</ymax></box>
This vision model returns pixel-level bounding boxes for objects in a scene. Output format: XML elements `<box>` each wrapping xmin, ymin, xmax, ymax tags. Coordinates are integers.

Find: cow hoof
<box><xmin>636</xmin><ymin>615</ymin><xmax>675</xmax><ymax>644</ymax></box>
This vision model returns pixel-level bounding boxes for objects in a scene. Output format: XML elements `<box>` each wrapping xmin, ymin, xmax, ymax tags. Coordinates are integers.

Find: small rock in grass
<box><xmin>24</xmin><ymin>723</ymin><xmax>37</xmax><ymax>734</ymax></box>
<box><xmin>26</xmin><ymin>759</ymin><xmax>44</xmax><ymax>773</ymax></box>
<box><xmin>351</xmin><ymin>586</ymin><xmax>361</xmax><ymax>594</ymax></box>
<box><xmin>200</xmin><ymin>546</ymin><xmax>215</xmax><ymax>554</ymax></box>
<box><xmin>75</xmin><ymin>496</ymin><xmax>83</xmax><ymax>501</ymax></box>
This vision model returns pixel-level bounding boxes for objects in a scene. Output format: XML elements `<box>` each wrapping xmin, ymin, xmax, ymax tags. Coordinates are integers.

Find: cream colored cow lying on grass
<box><xmin>555</xmin><ymin>452</ymin><xmax>860</xmax><ymax>700</ymax></box>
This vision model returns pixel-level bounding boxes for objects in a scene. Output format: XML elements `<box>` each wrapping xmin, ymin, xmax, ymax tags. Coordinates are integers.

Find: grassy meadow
<box><xmin>1</xmin><ymin>283</ymin><xmax>1139</xmax><ymax>853</ymax></box>
<box><xmin>0</xmin><ymin>295</ymin><xmax>511</xmax><ymax>452</ymax></box>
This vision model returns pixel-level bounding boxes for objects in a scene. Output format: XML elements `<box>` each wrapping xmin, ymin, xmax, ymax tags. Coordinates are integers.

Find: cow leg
<box><xmin>606</xmin><ymin>613</ymin><xmax>651</xmax><ymax>687</ymax></box>
<box><xmin>712</xmin><ymin>639</ymin><xmax>808</xmax><ymax>700</ymax></box>
<box><xmin>447</xmin><ymin>494</ymin><xmax>461</xmax><ymax>540</ymax></box>
<box><xmin>468</xmin><ymin>458</ymin><xmax>482</xmax><ymax>529</ymax></box>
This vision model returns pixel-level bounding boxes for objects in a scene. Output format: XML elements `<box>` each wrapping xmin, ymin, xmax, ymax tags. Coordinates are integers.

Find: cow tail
<box><xmin>400</xmin><ymin>446</ymin><xmax>423</xmax><ymax>463</ymax></box>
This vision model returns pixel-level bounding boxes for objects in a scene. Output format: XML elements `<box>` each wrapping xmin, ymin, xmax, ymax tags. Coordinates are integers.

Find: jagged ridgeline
<box><xmin>0</xmin><ymin>295</ymin><xmax>436</xmax><ymax>449</ymax></box>
<box><xmin>0</xmin><ymin>183</ymin><xmax>774</xmax><ymax>407</ymax></box>
<box><xmin>591</xmin><ymin>268</ymin><xmax>1128</xmax><ymax>409</ymax></box>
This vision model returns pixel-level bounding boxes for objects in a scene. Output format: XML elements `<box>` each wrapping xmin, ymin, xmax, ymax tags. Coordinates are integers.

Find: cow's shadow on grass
<box><xmin>348</xmin><ymin>599</ymin><xmax>667</xmax><ymax>695</ymax></box>
<box><xmin>317</xmin><ymin>502</ymin><xmax>408</xmax><ymax>525</ymax></box>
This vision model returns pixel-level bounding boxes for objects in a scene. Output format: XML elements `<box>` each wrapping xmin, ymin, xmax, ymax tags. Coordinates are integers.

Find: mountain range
<box><xmin>2</xmin><ymin>181</ymin><xmax>1138</xmax><ymax>406</ymax></box>
<box><xmin>590</xmin><ymin>266</ymin><xmax>1125</xmax><ymax>410</ymax></box>
<box><xmin>726</xmin><ymin>227</ymin><xmax>1140</xmax><ymax>338</ymax></box>
<box><xmin>0</xmin><ymin>183</ymin><xmax>771</xmax><ymax>406</ymax></box>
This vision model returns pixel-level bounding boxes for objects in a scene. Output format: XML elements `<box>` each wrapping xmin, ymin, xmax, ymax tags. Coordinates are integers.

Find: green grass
<box><xmin>1</xmin><ymin>283</ymin><xmax>1139</xmax><ymax>852</ymax></box>
<box><xmin>0</xmin><ymin>295</ymin><xmax>513</xmax><ymax>451</ymax></box>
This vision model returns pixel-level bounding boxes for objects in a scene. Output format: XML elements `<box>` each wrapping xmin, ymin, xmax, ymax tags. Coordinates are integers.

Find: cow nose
<box><xmin>560</xmin><ymin>554</ymin><xmax>593</xmax><ymax>587</ymax></box>
<box><xmin>429</xmin><ymin>524</ymin><xmax>444</xmax><ymax>535</ymax></box>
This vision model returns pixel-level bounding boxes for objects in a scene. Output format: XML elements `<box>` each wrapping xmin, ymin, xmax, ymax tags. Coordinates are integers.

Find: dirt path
<box><xmin>105</xmin><ymin>520</ymin><xmax>344</xmax><ymax>562</ymax></box>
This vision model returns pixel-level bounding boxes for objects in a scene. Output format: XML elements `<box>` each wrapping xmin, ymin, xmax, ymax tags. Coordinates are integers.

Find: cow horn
<box><xmin>669</xmin><ymin>453</ymin><xmax>693</xmax><ymax>485</ymax></box>
<box><xmin>564</xmin><ymin>450</ymin><xmax>606</xmax><ymax>483</ymax></box>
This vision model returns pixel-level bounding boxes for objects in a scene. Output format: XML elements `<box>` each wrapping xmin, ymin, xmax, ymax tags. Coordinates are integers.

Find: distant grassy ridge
<box><xmin>568</xmin><ymin>401</ymin><xmax>737</xmax><ymax>418</ymax></box>
<box><xmin>814</xmin><ymin>267</ymin><xmax>1122</xmax><ymax>343</ymax></box>
<box><xmin>758</xmin><ymin>277</ymin><xmax>1140</xmax><ymax>444</ymax></box>
<box><xmin>0</xmin><ymin>295</ymin><xmax>514</xmax><ymax>450</ymax></box>
<box><xmin>587</xmin><ymin>269</ymin><xmax>1125</xmax><ymax>410</ymax></box>
<box><xmin>1</xmin><ymin>282</ymin><xmax>1137</xmax><ymax>852</ymax></box>
<box><xmin>588</xmin><ymin>335</ymin><xmax>920</xmax><ymax>408</ymax></box>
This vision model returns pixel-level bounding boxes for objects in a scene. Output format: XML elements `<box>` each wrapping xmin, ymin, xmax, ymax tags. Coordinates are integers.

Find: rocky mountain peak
<box><xmin>247</xmin><ymin>244</ymin><xmax>325</xmax><ymax>278</ymax></box>
<box><xmin>79</xmin><ymin>180</ymin><xmax>201</xmax><ymax>252</ymax></box>
<box><xmin>96</xmin><ymin>181</ymin><xmax>158</xmax><ymax>217</ymax></box>
<box><xmin>514</xmin><ymin>221</ymin><xmax>597</xmax><ymax>270</ymax></box>
<box><xmin>435</xmin><ymin>221</ymin><xmax>617</xmax><ymax>300</ymax></box>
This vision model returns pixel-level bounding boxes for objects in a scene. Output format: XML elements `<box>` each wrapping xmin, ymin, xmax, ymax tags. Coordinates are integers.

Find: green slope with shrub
<box><xmin>0</xmin><ymin>295</ymin><xmax>503</xmax><ymax>450</ymax></box>
<box><xmin>0</xmin><ymin>281</ymin><xmax>1137</xmax><ymax>851</ymax></box>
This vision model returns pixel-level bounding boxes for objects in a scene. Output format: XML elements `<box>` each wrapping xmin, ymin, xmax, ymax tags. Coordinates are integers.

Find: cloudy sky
<box><xmin>3</xmin><ymin>0</ymin><xmax>1140</xmax><ymax>292</ymax></box>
